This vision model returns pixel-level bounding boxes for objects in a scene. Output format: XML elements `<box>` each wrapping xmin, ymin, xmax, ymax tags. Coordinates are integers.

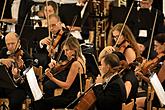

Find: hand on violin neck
<box><xmin>12</xmin><ymin>65</ymin><xmax>21</xmax><ymax>79</ymax></box>
<box><xmin>45</xmin><ymin>68</ymin><xmax>53</xmax><ymax>80</ymax></box>
<box><xmin>48</xmin><ymin>59</ymin><xmax>57</xmax><ymax>68</ymax></box>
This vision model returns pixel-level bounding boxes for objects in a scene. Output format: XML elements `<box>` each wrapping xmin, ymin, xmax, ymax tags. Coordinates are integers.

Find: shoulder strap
<box><xmin>77</xmin><ymin>60</ymin><xmax>85</xmax><ymax>74</ymax></box>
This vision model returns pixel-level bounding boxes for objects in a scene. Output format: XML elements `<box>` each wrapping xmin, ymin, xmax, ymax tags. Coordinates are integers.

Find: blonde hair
<box><xmin>62</xmin><ymin>36</ymin><xmax>86</xmax><ymax>62</ymax></box>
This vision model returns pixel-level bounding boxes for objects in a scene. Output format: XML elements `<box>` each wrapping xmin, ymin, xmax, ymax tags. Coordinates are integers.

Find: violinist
<box><xmin>38</xmin><ymin>14</ymin><xmax>68</xmax><ymax>69</ymax></box>
<box><xmin>100</xmin><ymin>23</ymin><xmax>141</xmax><ymax>64</ymax></box>
<box><xmin>33</xmin><ymin>36</ymin><xmax>86</xmax><ymax>110</ymax></box>
<box><xmin>0</xmin><ymin>32</ymin><xmax>33</xmax><ymax>110</ymax></box>
<box><xmin>136</xmin><ymin>33</ymin><xmax>165</xmax><ymax>109</ymax></box>
<box><xmin>134</xmin><ymin>0</ymin><xmax>165</xmax><ymax>59</ymax></box>
<box><xmin>92</xmin><ymin>53</ymin><xmax>126</xmax><ymax>110</ymax></box>
<box><xmin>113</xmin><ymin>51</ymin><xmax>139</xmax><ymax>110</ymax></box>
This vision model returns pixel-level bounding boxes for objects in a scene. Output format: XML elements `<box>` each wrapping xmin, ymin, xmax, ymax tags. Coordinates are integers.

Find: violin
<box><xmin>50</xmin><ymin>57</ymin><xmax>76</xmax><ymax>76</ymax></box>
<box><xmin>141</xmin><ymin>53</ymin><xmax>165</xmax><ymax>74</ymax></box>
<box><xmin>48</xmin><ymin>30</ymin><xmax>63</xmax><ymax>57</ymax></box>
<box><xmin>9</xmin><ymin>48</ymin><xmax>24</xmax><ymax>69</ymax></box>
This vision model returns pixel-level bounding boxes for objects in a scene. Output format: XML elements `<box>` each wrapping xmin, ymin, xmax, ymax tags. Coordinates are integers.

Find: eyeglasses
<box><xmin>112</xmin><ymin>35</ymin><xmax>119</xmax><ymax>41</ymax></box>
<box><xmin>49</xmin><ymin>22</ymin><xmax>60</xmax><ymax>28</ymax></box>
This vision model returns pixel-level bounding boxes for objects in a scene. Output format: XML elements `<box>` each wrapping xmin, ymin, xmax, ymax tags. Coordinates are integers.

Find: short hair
<box><xmin>5</xmin><ymin>32</ymin><xmax>19</xmax><ymax>40</ymax></box>
<box><xmin>154</xmin><ymin>33</ymin><xmax>165</xmax><ymax>44</ymax></box>
<box><xmin>49</xmin><ymin>14</ymin><xmax>61</xmax><ymax>22</ymax></box>
<box><xmin>103</xmin><ymin>53</ymin><xmax>120</xmax><ymax>68</ymax></box>
<box><xmin>141</xmin><ymin>0</ymin><xmax>153</xmax><ymax>3</ymax></box>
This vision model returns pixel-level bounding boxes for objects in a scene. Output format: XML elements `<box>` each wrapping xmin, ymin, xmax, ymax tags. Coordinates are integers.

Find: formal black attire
<box><xmin>33</xmin><ymin>29</ymin><xmax>68</xmax><ymax>70</ymax></box>
<box><xmin>33</xmin><ymin>61</ymin><xmax>85</xmax><ymax>110</ymax></box>
<box><xmin>122</xmin><ymin>68</ymin><xmax>139</xmax><ymax>110</ymax></box>
<box><xmin>0</xmin><ymin>47</ymin><xmax>33</xmax><ymax>110</ymax></box>
<box><xmin>134</xmin><ymin>8</ymin><xmax>164</xmax><ymax>59</ymax></box>
<box><xmin>93</xmin><ymin>74</ymin><xmax>126</xmax><ymax>110</ymax></box>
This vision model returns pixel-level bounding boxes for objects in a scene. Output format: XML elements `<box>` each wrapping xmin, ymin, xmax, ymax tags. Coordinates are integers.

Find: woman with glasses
<box><xmin>99</xmin><ymin>23</ymin><xmax>141</xmax><ymax>64</ymax></box>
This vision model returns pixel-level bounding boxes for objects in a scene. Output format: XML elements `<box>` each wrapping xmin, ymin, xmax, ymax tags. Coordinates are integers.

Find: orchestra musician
<box><xmin>134</xmin><ymin>0</ymin><xmax>165</xmax><ymax>59</ymax></box>
<box><xmin>92</xmin><ymin>53</ymin><xmax>126</xmax><ymax>110</ymax></box>
<box><xmin>37</xmin><ymin>1</ymin><xmax>58</xmax><ymax>27</ymax></box>
<box><xmin>100</xmin><ymin>23</ymin><xmax>141</xmax><ymax>64</ymax></box>
<box><xmin>0</xmin><ymin>32</ymin><xmax>33</xmax><ymax>110</ymax></box>
<box><xmin>113</xmin><ymin>51</ymin><xmax>139</xmax><ymax>110</ymax></box>
<box><xmin>32</xmin><ymin>36</ymin><xmax>86</xmax><ymax>110</ymax></box>
<box><xmin>136</xmin><ymin>33</ymin><xmax>165</xmax><ymax>109</ymax></box>
<box><xmin>38</xmin><ymin>14</ymin><xmax>69</xmax><ymax>70</ymax></box>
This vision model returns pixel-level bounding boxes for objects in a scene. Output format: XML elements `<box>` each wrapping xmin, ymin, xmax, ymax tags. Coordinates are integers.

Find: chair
<box><xmin>33</xmin><ymin>66</ymin><xmax>43</xmax><ymax>91</ymax></box>
<box><xmin>152</xmin><ymin>107</ymin><xmax>165</xmax><ymax>110</ymax></box>
<box><xmin>122</xmin><ymin>99</ymin><xmax>134</xmax><ymax>110</ymax></box>
<box><xmin>0</xmin><ymin>98</ymin><xmax>9</xmax><ymax>110</ymax></box>
<box><xmin>146</xmin><ymin>84</ymin><xmax>154</xmax><ymax>110</ymax></box>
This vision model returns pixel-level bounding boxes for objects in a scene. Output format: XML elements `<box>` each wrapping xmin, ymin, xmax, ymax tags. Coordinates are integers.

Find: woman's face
<box><xmin>63</xmin><ymin>45</ymin><xmax>75</xmax><ymax>59</ymax></box>
<box><xmin>44</xmin><ymin>5</ymin><xmax>55</xmax><ymax>18</ymax></box>
<box><xmin>112</xmin><ymin>30</ymin><xmax>124</xmax><ymax>45</ymax></box>
<box><xmin>99</xmin><ymin>58</ymin><xmax>110</xmax><ymax>76</ymax></box>
<box><xmin>154</xmin><ymin>40</ymin><xmax>165</xmax><ymax>54</ymax></box>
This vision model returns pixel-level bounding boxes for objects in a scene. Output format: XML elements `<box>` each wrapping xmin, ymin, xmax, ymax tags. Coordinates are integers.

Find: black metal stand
<box><xmin>0</xmin><ymin>101</ymin><xmax>8</xmax><ymax>110</ymax></box>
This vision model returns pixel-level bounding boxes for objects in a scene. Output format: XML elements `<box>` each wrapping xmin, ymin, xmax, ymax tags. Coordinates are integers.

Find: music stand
<box><xmin>0</xmin><ymin>100</ymin><xmax>8</xmax><ymax>110</ymax></box>
<box><xmin>83</xmin><ymin>53</ymin><xmax>101</xmax><ymax>80</ymax></box>
<box><xmin>0</xmin><ymin>65</ymin><xmax>17</xmax><ymax>89</ymax></box>
<box><xmin>0</xmin><ymin>65</ymin><xmax>16</xmax><ymax>110</ymax></box>
<box><xmin>149</xmin><ymin>72</ymin><xmax>165</xmax><ymax>107</ymax></box>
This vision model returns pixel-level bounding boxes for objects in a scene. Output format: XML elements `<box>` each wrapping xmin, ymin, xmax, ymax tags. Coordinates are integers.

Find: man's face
<box><xmin>49</xmin><ymin>17</ymin><xmax>61</xmax><ymax>35</ymax></box>
<box><xmin>140</xmin><ymin>1</ymin><xmax>152</xmax><ymax>9</ymax></box>
<box><xmin>5</xmin><ymin>33</ymin><xmax>19</xmax><ymax>53</ymax></box>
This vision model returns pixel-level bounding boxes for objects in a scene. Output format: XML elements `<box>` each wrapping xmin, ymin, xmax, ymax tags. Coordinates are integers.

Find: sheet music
<box><xmin>25</xmin><ymin>67</ymin><xmax>43</xmax><ymax>101</ymax></box>
<box><xmin>150</xmin><ymin>73</ymin><xmax>165</xmax><ymax>107</ymax></box>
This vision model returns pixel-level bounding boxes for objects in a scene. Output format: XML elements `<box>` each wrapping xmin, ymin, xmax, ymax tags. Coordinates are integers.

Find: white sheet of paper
<box><xmin>25</xmin><ymin>67</ymin><xmax>43</xmax><ymax>101</ymax></box>
<box><xmin>71</xmin><ymin>31</ymin><xmax>82</xmax><ymax>40</ymax></box>
<box><xmin>139</xmin><ymin>30</ymin><xmax>147</xmax><ymax>37</ymax></box>
<box><xmin>150</xmin><ymin>73</ymin><xmax>165</xmax><ymax>107</ymax></box>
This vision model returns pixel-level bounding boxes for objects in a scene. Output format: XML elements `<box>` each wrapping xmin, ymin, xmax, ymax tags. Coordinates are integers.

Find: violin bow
<box><xmin>0</xmin><ymin>0</ymin><xmax>7</xmax><ymax>20</ymax></box>
<box><xmin>56</xmin><ymin>15</ymin><xmax>78</xmax><ymax>61</ymax></box>
<box><xmin>146</xmin><ymin>9</ymin><xmax>158</xmax><ymax>60</ymax></box>
<box><xmin>113</xmin><ymin>1</ymin><xmax>135</xmax><ymax>48</ymax></box>
<box><xmin>45</xmin><ymin>0</ymin><xmax>54</xmax><ymax>59</ymax></box>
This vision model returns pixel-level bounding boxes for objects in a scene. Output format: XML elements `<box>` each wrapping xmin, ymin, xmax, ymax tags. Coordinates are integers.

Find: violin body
<box><xmin>74</xmin><ymin>89</ymin><xmax>96</xmax><ymax>110</ymax></box>
<box><xmin>141</xmin><ymin>53</ymin><xmax>165</xmax><ymax>74</ymax></box>
<box><xmin>50</xmin><ymin>58</ymin><xmax>76</xmax><ymax>76</ymax></box>
<box><xmin>48</xmin><ymin>30</ymin><xmax>63</xmax><ymax>57</ymax></box>
<box><xmin>9</xmin><ymin>49</ymin><xmax>24</xmax><ymax>69</ymax></box>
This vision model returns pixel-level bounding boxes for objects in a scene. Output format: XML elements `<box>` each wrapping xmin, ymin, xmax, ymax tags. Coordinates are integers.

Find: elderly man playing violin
<box><xmin>0</xmin><ymin>32</ymin><xmax>33</xmax><ymax>110</ymax></box>
<box><xmin>136</xmin><ymin>33</ymin><xmax>165</xmax><ymax>110</ymax></box>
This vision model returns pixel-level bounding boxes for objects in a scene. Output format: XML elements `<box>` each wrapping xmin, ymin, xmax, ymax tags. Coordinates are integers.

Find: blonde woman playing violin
<box><xmin>33</xmin><ymin>36</ymin><xmax>86</xmax><ymax>110</ymax></box>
